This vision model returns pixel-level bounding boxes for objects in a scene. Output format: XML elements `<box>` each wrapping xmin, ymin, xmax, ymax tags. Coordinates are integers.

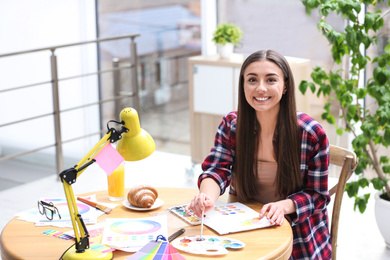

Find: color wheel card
<box><xmin>16</xmin><ymin>196</ymin><xmax>98</xmax><ymax>228</ymax></box>
<box><xmin>204</xmin><ymin>202</ymin><xmax>274</xmax><ymax>235</ymax></box>
<box><xmin>101</xmin><ymin>215</ymin><xmax>168</xmax><ymax>252</ymax></box>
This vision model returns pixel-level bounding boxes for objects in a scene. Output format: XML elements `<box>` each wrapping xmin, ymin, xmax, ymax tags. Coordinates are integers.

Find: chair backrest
<box><xmin>328</xmin><ymin>144</ymin><xmax>357</xmax><ymax>260</ymax></box>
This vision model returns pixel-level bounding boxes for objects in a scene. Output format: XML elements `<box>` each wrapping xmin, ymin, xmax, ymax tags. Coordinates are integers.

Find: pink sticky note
<box><xmin>94</xmin><ymin>143</ymin><xmax>124</xmax><ymax>176</ymax></box>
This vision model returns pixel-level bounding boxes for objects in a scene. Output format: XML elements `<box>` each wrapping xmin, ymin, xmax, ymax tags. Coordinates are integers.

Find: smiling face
<box><xmin>243</xmin><ymin>60</ymin><xmax>286</xmax><ymax>117</ymax></box>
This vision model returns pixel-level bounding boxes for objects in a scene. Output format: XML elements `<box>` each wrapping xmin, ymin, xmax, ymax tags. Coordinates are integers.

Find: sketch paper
<box><xmin>170</xmin><ymin>201</ymin><xmax>273</xmax><ymax>235</ymax></box>
<box><xmin>204</xmin><ymin>202</ymin><xmax>274</xmax><ymax>235</ymax></box>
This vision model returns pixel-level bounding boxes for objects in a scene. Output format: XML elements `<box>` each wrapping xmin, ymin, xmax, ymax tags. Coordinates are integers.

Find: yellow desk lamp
<box><xmin>59</xmin><ymin>107</ymin><xmax>155</xmax><ymax>260</ymax></box>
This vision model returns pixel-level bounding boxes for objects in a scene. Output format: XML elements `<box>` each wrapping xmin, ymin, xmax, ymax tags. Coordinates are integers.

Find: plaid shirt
<box><xmin>199</xmin><ymin>111</ymin><xmax>331</xmax><ymax>260</ymax></box>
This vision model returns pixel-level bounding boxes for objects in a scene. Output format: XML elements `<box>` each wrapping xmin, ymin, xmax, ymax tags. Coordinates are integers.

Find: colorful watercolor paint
<box><xmin>171</xmin><ymin>235</ymin><xmax>245</xmax><ymax>255</ymax></box>
<box><xmin>168</xmin><ymin>204</ymin><xmax>202</xmax><ymax>225</ymax></box>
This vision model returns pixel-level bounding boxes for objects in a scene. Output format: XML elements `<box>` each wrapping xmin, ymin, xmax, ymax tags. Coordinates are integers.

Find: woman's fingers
<box><xmin>185</xmin><ymin>193</ymin><xmax>210</xmax><ymax>217</ymax></box>
<box><xmin>259</xmin><ymin>202</ymin><xmax>284</xmax><ymax>226</ymax></box>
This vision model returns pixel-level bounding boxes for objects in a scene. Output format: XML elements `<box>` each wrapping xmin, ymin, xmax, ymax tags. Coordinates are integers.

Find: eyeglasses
<box><xmin>38</xmin><ymin>200</ymin><xmax>61</xmax><ymax>221</ymax></box>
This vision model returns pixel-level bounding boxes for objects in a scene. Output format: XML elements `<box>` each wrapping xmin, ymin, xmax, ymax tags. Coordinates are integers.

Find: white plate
<box><xmin>122</xmin><ymin>198</ymin><xmax>164</xmax><ymax>211</ymax></box>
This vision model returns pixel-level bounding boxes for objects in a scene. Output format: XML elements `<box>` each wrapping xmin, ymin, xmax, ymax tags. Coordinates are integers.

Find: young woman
<box><xmin>186</xmin><ymin>50</ymin><xmax>331</xmax><ymax>259</ymax></box>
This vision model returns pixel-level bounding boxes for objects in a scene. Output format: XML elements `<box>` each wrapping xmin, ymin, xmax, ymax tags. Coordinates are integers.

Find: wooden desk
<box><xmin>0</xmin><ymin>188</ymin><xmax>292</xmax><ymax>260</ymax></box>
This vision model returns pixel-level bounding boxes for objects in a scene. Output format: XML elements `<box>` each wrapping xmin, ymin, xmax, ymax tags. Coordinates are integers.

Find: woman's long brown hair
<box><xmin>234</xmin><ymin>50</ymin><xmax>302</xmax><ymax>201</ymax></box>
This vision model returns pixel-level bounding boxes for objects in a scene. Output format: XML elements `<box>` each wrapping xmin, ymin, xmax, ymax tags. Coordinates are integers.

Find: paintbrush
<box><xmin>197</xmin><ymin>210</ymin><xmax>205</xmax><ymax>241</ymax></box>
<box><xmin>168</xmin><ymin>228</ymin><xmax>186</xmax><ymax>242</ymax></box>
<box><xmin>77</xmin><ymin>197</ymin><xmax>113</xmax><ymax>214</ymax></box>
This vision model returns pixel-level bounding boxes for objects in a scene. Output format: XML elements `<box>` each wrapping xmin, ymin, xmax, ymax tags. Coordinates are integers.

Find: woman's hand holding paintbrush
<box><xmin>77</xmin><ymin>197</ymin><xmax>113</xmax><ymax>214</ymax></box>
<box><xmin>185</xmin><ymin>192</ymin><xmax>214</xmax><ymax>241</ymax></box>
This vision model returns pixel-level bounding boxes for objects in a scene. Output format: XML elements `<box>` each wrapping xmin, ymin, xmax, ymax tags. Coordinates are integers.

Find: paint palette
<box><xmin>168</xmin><ymin>204</ymin><xmax>202</xmax><ymax>225</ymax></box>
<box><xmin>171</xmin><ymin>235</ymin><xmax>245</xmax><ymax>255</ymax></box>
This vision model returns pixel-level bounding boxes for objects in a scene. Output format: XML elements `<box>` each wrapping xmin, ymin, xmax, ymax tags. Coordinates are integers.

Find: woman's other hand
<box><xmin>259</xmin><ymin>199</ymin><xmax>295</xmax><ymax>226</ymax></box>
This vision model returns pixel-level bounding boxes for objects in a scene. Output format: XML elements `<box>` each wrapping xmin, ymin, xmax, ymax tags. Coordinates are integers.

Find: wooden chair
<box><xmin>328</xmin><ymin>144</ymin><xmax>357</xmax><ymax>260</ymax></box>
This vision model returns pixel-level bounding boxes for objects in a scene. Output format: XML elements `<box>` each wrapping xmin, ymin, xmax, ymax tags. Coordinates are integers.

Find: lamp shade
<box><xmin>116</xmin><ymin>108</ymin><xmax>155</xmax><ymax>161</ymax></box>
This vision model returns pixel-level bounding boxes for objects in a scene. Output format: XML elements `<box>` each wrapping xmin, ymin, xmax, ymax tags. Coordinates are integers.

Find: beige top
<box><xmin>253</xmin><ymin>161</ymin><xmax>284</xmax><ymax>204</ymax></box>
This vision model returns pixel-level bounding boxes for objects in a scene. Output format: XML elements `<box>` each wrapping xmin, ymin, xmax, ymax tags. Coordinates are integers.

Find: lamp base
<box><xmin>62</xmin><ymin>245</ymin><xmax>113</xmax><ymax>260</ymax></box>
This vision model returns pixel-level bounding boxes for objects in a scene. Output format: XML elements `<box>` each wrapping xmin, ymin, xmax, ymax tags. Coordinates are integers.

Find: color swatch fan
<box><xmin>126</xmin><ymin>239</ymin><xmax>185</xmax><ymax>260</ymax></box>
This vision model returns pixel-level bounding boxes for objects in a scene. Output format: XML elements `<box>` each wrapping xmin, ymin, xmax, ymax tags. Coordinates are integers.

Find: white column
<box><xmin>201</xmin><ymin>0</ymin><xmax>217</xmax><ymax>56</ymax></box>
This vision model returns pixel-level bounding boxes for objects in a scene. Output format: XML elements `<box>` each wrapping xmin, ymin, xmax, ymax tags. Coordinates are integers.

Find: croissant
<box><xmin>127</xmin><ymin>185</ymin><xmax>158</xmax><ymax>208</ymax></box>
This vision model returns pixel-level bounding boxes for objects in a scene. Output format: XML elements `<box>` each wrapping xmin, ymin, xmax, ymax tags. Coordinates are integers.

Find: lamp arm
<box><xmin>59</xmin><ymin>131</ymin><xmax>112</xmax><ymax>252</ymax></box>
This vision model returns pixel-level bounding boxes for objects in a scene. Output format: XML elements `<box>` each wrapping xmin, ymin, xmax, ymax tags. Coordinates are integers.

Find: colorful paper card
<box><xmin>101</xmin><ymin>215</ymin><xmax>168</xmax><ymax>252</ymax></box>
<box><xmin>94</xmin><ymin>143</ymin><xmax>124</xmax><ymax>176</ymax></box>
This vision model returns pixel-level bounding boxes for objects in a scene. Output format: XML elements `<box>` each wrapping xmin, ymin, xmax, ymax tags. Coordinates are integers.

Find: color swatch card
<box><xmin>101</xmin><ymin>215</ymin><xmax>168</xmax><ymax>252</ymax></box>
<box><xmin>169</xmin><ymin>201</ymin><xmax>273</xmax><ymax>235</ymax></box>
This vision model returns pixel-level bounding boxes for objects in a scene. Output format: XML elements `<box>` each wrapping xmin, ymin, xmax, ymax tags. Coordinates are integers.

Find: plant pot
<box><xmin>217</xmin><ymin>43</ymin><xmax>234</xmax><ymax>59</ymax></box>
<box><xmin>374</xmin><ymin>192</ymin><xmax>390</xmax><ymax>248</ymax></box>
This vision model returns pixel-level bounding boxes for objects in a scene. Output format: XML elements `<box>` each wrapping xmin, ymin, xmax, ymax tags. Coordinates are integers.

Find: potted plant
<box><xmin>299</xmin><ymin>0</ymin><xmax>390</xmax><ymax>246</ymax></box>
<box><xmin>212</xmin><ymin>23</ymin><xmax>243</xmax><ymax>59</ymax></box>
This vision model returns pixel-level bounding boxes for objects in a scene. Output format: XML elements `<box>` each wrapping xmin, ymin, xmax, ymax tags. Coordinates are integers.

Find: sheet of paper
<box><xmin>101</xmin><ymin>215</ymin><xmax>168</xmax><ymax>252</ymax></box>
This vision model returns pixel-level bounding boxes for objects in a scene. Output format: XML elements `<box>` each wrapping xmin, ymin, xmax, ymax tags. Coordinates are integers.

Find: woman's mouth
<box><xmin>255</xmin><ymin>96</ymin><xmax>270</xmax><ymax>101</ymax></box>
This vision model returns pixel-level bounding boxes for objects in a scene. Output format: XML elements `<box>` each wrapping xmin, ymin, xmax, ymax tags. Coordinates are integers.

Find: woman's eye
<box><xmin>247</xmin><ymin>77</ymin><xmax>257</xmax><ymax>82</ymax></box>
<box><xmin>267</xmin><ymin>77</ymin><xmax>277</xmax><ymax>82</ymax></box>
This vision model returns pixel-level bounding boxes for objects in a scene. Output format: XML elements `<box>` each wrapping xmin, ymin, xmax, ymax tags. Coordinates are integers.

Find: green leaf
<box><xmin>364</xmin><ymin>12</ymin><xmax>376</xmax><ymax>33</ymax></box>
<box><xmin>299</xmin><ymin>80</ymin><xmax>308</xmax><ymax>94</ymax></box>
<box><xmin>383</xmin><ymin>165</ymin><xmax>390</xmax><ymax>174</ymax></box>
<box><xmin>380</xmin><ymin>156</ymin><xmax>390</xmax><ymax>164</ymax></box>
<box><xmin>372</xmin><ymin>177</ymin><xmax>386</xmax><ymax>190</ymax></box>
<box><xmin>358</xmin><ymin>178</ymin><xmax>369</xmax><ymax>188</ymax></box>
<box><xmin>385</xmin><ymin>43</ymin><xmax>390</xmax><ymax>54</ymax></box>
<box><xmin>356</xmin><ymin>88</ymin><xmax>367</xmax><ymax>99</ymax></box>
<box><xmin>336</xmin><ymin>128</ymin><xmax>343</xmax><ymax>136</ymax></box>
<box><xmin>384</xmin><ymin>127</ymin><xmax>390</xmax><ymax>144</ymax></box>
<box><xmin>378</xmin><ymin>56</ymin><xmax>387</xmax><ymax>67</ymax></box>
<box><xmin>355</xmin><ymin>194</ymin><xmax>370</xmax><ymax>213</ymax></box>
<box><xmin>309</xmin><ymin>82</ymin><xmax>316</xmax><ymax>93</ymax></box>
<box><xmin>374</xmin><ymin>67</ymin><xmax>389</xmax><ymax>85</ymax></box>
<box><xmin>346</xmin><ymin>181</ymin><xmax>359</xmax><ymax>198</ymax></box>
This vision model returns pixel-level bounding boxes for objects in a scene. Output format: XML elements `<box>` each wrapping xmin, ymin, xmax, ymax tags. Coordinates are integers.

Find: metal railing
<box><xmin>0</xmin><ymin>33</ymin><xmax>140</xmax><ymax>175</ymax></box>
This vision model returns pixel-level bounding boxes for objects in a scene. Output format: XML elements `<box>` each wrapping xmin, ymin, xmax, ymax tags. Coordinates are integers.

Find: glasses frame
<box><xmin>38</xmin><ymin>200</ymin><xmax>61</xmax><ymax>221</ymax></box>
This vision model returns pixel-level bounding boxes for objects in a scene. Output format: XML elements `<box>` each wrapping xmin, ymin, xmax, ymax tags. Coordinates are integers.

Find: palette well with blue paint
<box><xmin>171</xmin><ymin>235</ymin><xmax>245</xmax><ymax>255</ymax></box>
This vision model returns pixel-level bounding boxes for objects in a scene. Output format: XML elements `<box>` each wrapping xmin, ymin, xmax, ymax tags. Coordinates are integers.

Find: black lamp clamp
<box><xmin>107</xmin><ymin>120</ymin><xmax>128</xmax><ymax>143</ymax></box>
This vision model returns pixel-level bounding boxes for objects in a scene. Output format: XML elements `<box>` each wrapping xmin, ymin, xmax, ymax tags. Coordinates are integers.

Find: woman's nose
<box><xmin>255</xmin><ymin>82</ymin><xmax>267</xmax><ymax>92</ymax></box>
